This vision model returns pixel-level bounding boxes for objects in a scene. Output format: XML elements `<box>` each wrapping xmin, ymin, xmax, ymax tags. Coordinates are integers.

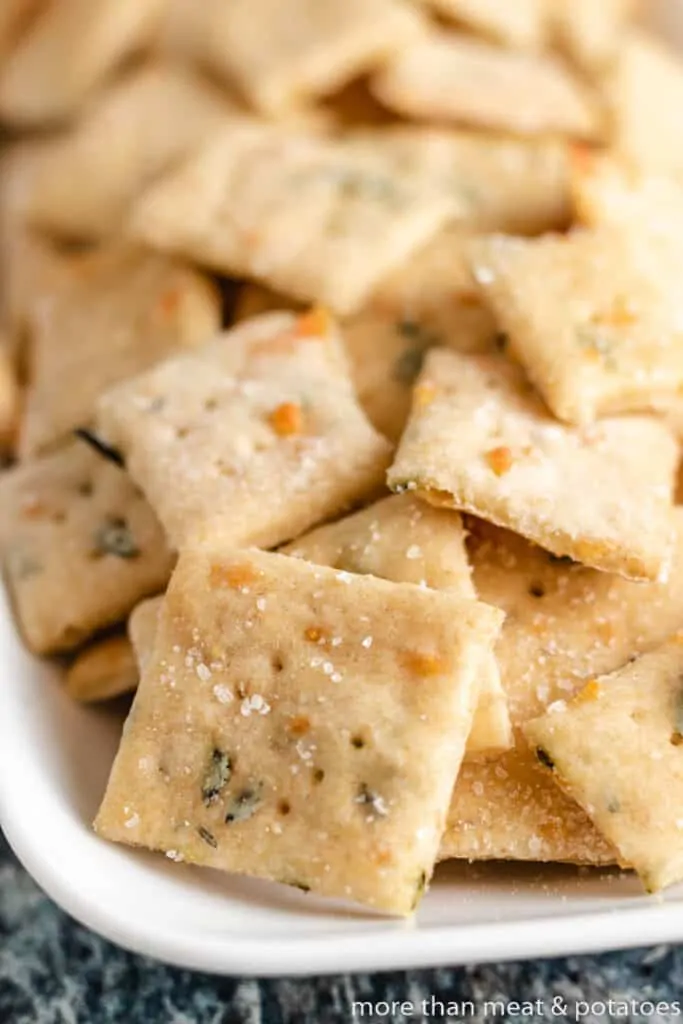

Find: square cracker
<box><xmin>570</xmin><ymin>152</ymin><xmax>683</xmax><ymax>235</ymax></box>
<box><xmin>64</xmin><ymin>632</ymin><xmax>138</xmax><ymax>704</ymax></box>
<box><xmin>418</xmin><ymin>0</ymin><xmax>546</xmax><ymax>50</ymax></box>
<box><xmin>283</xmin><ymin>494</ymin><xmax>512</xmax><ymax>757</ymax></box>
<box><xmin>524</xmin><ymin>636</ymin><xmax>683</xmax><ymax>891</ymax></box>
<box><xmin>96</xmin><ymin>310</ymin><xmax>392</xmax><ymax>551</ymax></box>
<box><xmin>129</xmin><ymin>121</ymin><xmax>455</xmax><ymax>316</ymax></box>
<box><xmin>371</xmin><ymin>33</ymin><xmax>598</xmax><ymax>139</ymax></box>
<box><xmin>168</xmin><ymin>0</ymin><xmax>425</xmax><ymax>115</ymax></box>
<box><xmin>19</xmin><ymin>243</ymin><xmax>221</xmax><ymax>459</ymax></box>
<box><xmin>128</xmin><ymin>595</ymin><xmax>163</xmax><ymax>674</ymax></box>
<box><xmin>95</xmin><ymin>545</ymin><xmax>502</xmax><ymax>915</ymax></box>
<box><xmin>0</xmin><ymin>439</ymin><xmax>174</xmax><ymax>655</ymax></box>
<box><xmin>469</xmin><ymin>229</ymin><xmax>683</xmax><ymax>425</ymax></box>
<box><xmin>439</xmin><ymin>513</ymin><xmax>683</xmax><ymax>865</ymax></box>
<box><xmin>603</xmin><ymin>30</ymin><xmax>683</xmax><ymax>174</ymax></box>
<box><xmin>19</xmin><ymin>64</ymin><xmax>237</xmax><ymax>242</ymax></box>
<box><xmin>548</xmin><ymin>0</ymin><xmax>637</xmax><ymax>72</ymax></box>
<box><xmin>0</xmin><ymin>0</ymin><xmax>165</xmax><ymax>127</ymax></box>
<box><xmin>388</xmin><ymin>350</ymin><xmax>677</xmax><ymax>581</ymax></box>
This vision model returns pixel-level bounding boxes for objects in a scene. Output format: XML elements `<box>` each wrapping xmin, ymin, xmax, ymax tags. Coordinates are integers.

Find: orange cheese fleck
<box><xmin>294</xmin><ymin>307</ymin><xmax>332</xmax><ymax>339</ymax></box>
<box><xmin>268</xmin><ymin>401</ymin><xmax>304</xmax><ymax>437</ymax></box>
<box><xmin>413</xmin><ymin>382</ymin><xmax>437</xmax><ymax>410</ymax></box>
<box><xmin>210</xmin><ymin>563</ymin><xmax>257</xmax><ymax>589</ymax></box>
<box><xmin>287</xmin><ymin>716</ymin><xmax>311</xmax><ymax>737</ymax></box>
<box><xmin>575</xmin><ymin>679</ymin><xmax>601</xmax><ymax>704</ymax></box>
<box><xmin>485</xmin><ymin>446</ymin><xmax>514</xmax><ymax>477</ymax></box>
<box><xmin>401</xmin><ymin>650</ymin><xmax>448</xmax><ymax>677</ymax></box>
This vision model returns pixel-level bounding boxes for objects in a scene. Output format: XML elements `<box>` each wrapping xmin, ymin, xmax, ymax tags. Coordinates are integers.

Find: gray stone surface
<box><xmin>1</xmin><ymin>829</ymin><xmax>681</xmax><ymax>1024</ymax></box>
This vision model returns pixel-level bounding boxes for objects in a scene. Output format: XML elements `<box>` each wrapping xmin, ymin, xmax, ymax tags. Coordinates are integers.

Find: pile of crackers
<box><xmin>1</xmin><ymin>0</ymin><xmax>683</xmax><ymax>915</ymax></box>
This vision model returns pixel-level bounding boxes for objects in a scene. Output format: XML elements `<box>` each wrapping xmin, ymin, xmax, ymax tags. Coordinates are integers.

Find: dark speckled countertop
<box><xmin>3</xmin><ymin>831</ymin><xmax>683</xmax><ymax>1024</ymax></box>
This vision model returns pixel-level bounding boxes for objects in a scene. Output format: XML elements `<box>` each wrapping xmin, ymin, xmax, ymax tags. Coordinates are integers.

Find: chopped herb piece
<box><xmin>282</xmin><ymin>879</ymin><xmax>311</xmax><ymax>893</ymax></box>
<box><xmin>225</xmin><ymin>784</ymin><xmax>263</xmax><ymax>824</ymax></box>
<box><xmin>536</xmin><ymin>748</ymin><xmax>555</xmax><ymax>771</ymax></box>
<box><xmin>74</xmin><ymin>428</ymin><xmax>125</xmax><ymax>468</ymax></box>
<box><xmin>201</xmin><ymin>748</ymin><xmax>232</xmax><ymax>806</ymax></box>
<box><xmin>548</xmin><ymin>553</ymin><xmax>575</xmax><ymax>566</ymax></box>
<box><xmin>393</xmin><ymin>346</ymin><xmax>426</xmax><ymax>386</ymax></box>
<box><xmin>674</xmin><ymin>682</ymin><xmax>683</xmax><ymax>737</ymax></box>
<box><xmin>606</xmin><ymin>796</ymin><xmax>621</xmax><ymax>813</ymax></box>
<box><xmin>197</xmin><ymin>826</ymin><xmax>218</xmax><ymax>848</ymax></box>
<box><xmin>411</xmin><ymin>870</ymin><xmax>428</xmax><ymax>910</ymax></box>
<box><xmin>575</xmin><ymin>326</ymin><xmax>617</xmax><ymax>370</ymax></box>
<box><xmin>494</xmin><ymin>332</ymin><xmax>509</xmax><ymax>353</ymax></box>
<box><xmin>92</xmin><ymin>517</ymin><xmax>140</xmax><ymax>559</ymax></box>
<box><xmin>313</xmin><ymin>768</ymin><xmax>325</xmax><ymax>784</ymax></box>
<box><xmin>7</xmin><ymin>550</ymin><xmax>43</xmax><ymax>580</ymax></box>
<box><xmin>529</xmin><ymin>583</ymin><xmax>546</xmax><ymax>599</ymax></box>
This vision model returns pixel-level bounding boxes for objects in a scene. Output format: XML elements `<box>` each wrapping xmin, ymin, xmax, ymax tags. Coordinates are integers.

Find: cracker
<box><xmin>95</xmin><ymin>545</ymin><xmax>502</xmax><ymax>915</ymax></box>
<box><xmin>604</xmin><ymin>30</ymin><xmax>683</xmax><ymax>174</ymax></box>
<box><xmin>0</xmin><ymin>0</ymin><xmax>43</xmax><ymax>64</ymax></box>
<box><xmin>128</xmin><ymin>595</ymin><xmax>163</xmax><ymax>674</ymax></box>
<box><xmin>470</xmin><ymin>229</ymin><xmax>683</xmax><ymax>424</ymax></box>
<box><xmin>19</xmin><ymin>244</ymin><xmax>221</xmax><ymax>459</ymax></box>
<box><xmin>371</xmin><ymin>33</ymin><xmax>598</xmax><ymax>139</ymax></box>
<box><xmin>130</xmin><ymin>121</ymin><xmax>455</xmax><ymax>316</ymax></box>
<box><xmin>419</xmin><ymin>0</ymin><xmax>546</xmax><ymax>50</ymax></box>
<box><xmin>364</xmin><ymin>127</ymin><xmax>572</xmax><ymax>235</ymax></box>
<box><xmin>168</xmin><ymin>0</ymin><xmax>425</xmax><ymax>115</ymax></box>
<box><xmin>0</xmin><ymin>341</ymin><xmax>20</xmax><ymax>451</ymax></box>
<box><xmin>0</xmin><ymin>0</ymin><xmax>165</xmax><ymax>126</ymax></box>
<box><xmin>524</xmin><ymin>636</ymin><xmax>683</xmax><ymax>891</ymax></box>
<box><xmin>283</xmin><ymin>494</ymin><xmax>512</xmax><ymax>757</ymax></box>
<box><xmin>96</xmin><ymin>310</ymin><xmax>392</xmax><ymax>550</ymax></box>
<box><xmin>388</xmin><ymin>350</ymin><xmax>677</xmax><ymax>581</ymax></box>
<box><xmin>549</xmin><ymin>0</ymin><xmax>637</xmax><ymax>72</ymax></box>
<box><xmin>570</xmin><ymin>152</ymin><xmax>683</xmax><ymax>233</ymax></box>
<box><xmin>65</xmin><ymin>632</ymin><xmax>138</xmax><ymax>704</ymax></box>
<box><xmin>19</xmin><ymin>64</ymin><xmax>237</xmax><ymax>241</ymax></box>
<box><xmin>440</xmin><ymin>513</ymin><xmax>683</xmax><ymax>864</ymax></box>
<box><xmin>0</xmin><ymin>439</ymin><xmax>174</xmax><ymax>655</ymax></box>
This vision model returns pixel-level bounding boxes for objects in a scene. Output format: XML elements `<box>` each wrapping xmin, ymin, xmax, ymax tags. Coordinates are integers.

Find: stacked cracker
<box><xmin>1</xmin><ymin>0</ymin><xmax>682</xmax><ymax>915</ymax></box>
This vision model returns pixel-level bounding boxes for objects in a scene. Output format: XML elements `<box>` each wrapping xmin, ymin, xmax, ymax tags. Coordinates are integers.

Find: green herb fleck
<box><xmin>75</xmin><ymin>428</ymin><xmax>125</xmax><ymax>468</ymax></box>
<box><xmin>536</xmin><ymin>748</ymin><xmax>555</xmax><ymax>771</ymax></box>
<box><xmin>411</xmin><ymin>870</ymin><xmax>428</xmax><ymax>911</ymax></box>
<box><xmin>201</xmin><ymin>748</ymin><xmax>232</xmax><ymax>807</ymax></box>
<box><xmin>92</xmin><ymin>517</ymin><xmax>140</xmax><ymax>559</ymax></box>
<box><xmin>7</xmin><ymin>550</ymin><xmax>43</xmax><ymax>580</ymax></box>
<box><xmin>548</xmin><ymin>553</ymin><xmax>575</xmax><ymax>566</ymax></box>
<box><xmin>393</xmin><ymin>346</ymin><xmax>426</xmax><ymax>386</ymax></box>
<box><xmin>197</xmin><ymin>826</ymin><xmax>218</xmax><ymax>848</ymax></box>
<box><xmin>225</xmin><ymin>784</ymin><xmax>263</xmax><ymax>824</ymax></box>
<box><xmin>282</xmin><ymin>879</ymin><xmax>311</xmax><ymax>893</ymax></box>
<box><xmin>606</xmin><ymin>796</ymin><xmax>621</xmax><ymax>813</ymax></box>
<box><xmin>494</xmin><ymin>332</ymin><xmax>509</xmax><ymax>353</ymax></box>
<box><xmin>529</xmin><ymin>583</ymin><xmax>546</xmax><ymax>599</ymax></box>
<box><xmin>575</xmin><ymin>326</ymin><xmax>617</xmax><ymax>370</ymax></box>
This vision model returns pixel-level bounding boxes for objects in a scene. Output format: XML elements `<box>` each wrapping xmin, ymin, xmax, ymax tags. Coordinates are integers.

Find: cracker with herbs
<box><xmin>128</xmin><ymin>594</ymin><xmax>163</xmax><ymax>674</ymax></box>
<box><xmin>388</xmin><ymin>350</ymin><xmax>677</xmax><ymax>582</ymax></box>
<box><xmin>440</xmin><ymin>514</ymin><xmax>683</xmax><ymax>865</ymax></box>
<box><xmin>604</xmin><ymin>30</ymin><xmax>683</xmax><ymax>174</ymax></box>
<box><xmin>365</xmin><ymin>128</ymin><xmax>572</xmax><ymax>236</ymax></box>
<box><xmin>284</xmin><ymin>493</ymin><xmax>512</xmax><ymax>757</ymax></box>
<box><xmin>95</xmin><ymin>545</ymin><xmax>502</xmax><ymax>916</ymax></box>
<box><xmin>19</xmin><ymin>243</ymin><xmax>221</xmax><ymax>459</ymax></box>
<box><xmin>570</xmin><ymin>153</ymin><xmax>683</xmax><ymax>234</ymax></box>
<box><xmin>130</xmin><ymin>121</ymin><xmax>456</xmax><ymax>316</ymax></box>
<box><xmin>470</xmin><ymin>228</ymin><xmax>683</xmax><ymax>425</ymax></box>
<box><xmin>418</xmin><ymin>0</ymin><xmax>545</xmax><ymax>50</ymax></box>
<box><xmin>0</xmin><ymin>0</ymin><xmax>165</xmax><ymax>127</ymax></box>
<box><xmin>524</xmin><ymin>636</ymin><xmax>683</xmax><ymax>892</ymax></box>
<box><xmin>0</xmin><ymin>439</ymin><xmax>174</xmax><ymax>655</ymax></box>
<box><xmin>371</xmin><ymin>33</ymin><xmax>598</xmax><ymax>139</ymax></box>
<box><xmin>65</xmin><ymin>632</ymin><xmax>139</xmax><ymax>704</ymax></box>
<box><xmin>19</xmin><ymin>63</ymin><xmax>237</xmax><ymax>242</ymax></box>
<box><xmin>174</xmin><ymin>0</ymin><xmax>425</xmax><ymax>116</ymax></box>
<box><xmin>96</xmin><ymin>310</ymin><xmax>391</xmax><ymax>551</ymax></box>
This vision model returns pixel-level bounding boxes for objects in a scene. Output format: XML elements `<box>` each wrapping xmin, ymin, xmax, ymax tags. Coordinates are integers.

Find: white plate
<box><xmin>3</xmin><ymin>0</ymin><xmax>683</xmax><ymax>977</ymax></box>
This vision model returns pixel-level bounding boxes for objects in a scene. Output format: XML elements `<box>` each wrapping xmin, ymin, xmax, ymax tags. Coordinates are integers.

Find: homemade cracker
<box><xmin>170</xmin><ymin>0</ymin><xmax>425</xmax><ymax>115</ymax></box>
<box><xmin>95</xmin><ymin>545</ymin><xmax>502</xmax><ymax>915</ymax></box>
<box><xmin>65</xmin><ymin>632</ymin><xmax>138</xmax><ymax>703</ymax></box>
<box><xmin>549</xmin><ymin>0</ymin><xmax>636</xmax><ymax>72</ymax></box>
<box><xmin>371</xmin><ymin>33</ymin><xmax>598</xmax><ymax>139</ymax></box>
<box><xmin>0</xmin><ymin>0</ymin><xmax>165</xmax><ymax>126</ymax></box>
<box><xmin>19</xmin><ymin>64</ymin><xmax>237</xmax><ymax>241</ymax></box>
<box><xmin>0</xmin><ymin>341</ymin><xmax>19</xmax><ymax>451</ymax></box>
<box><xmin>440</xmin><ymin>514</ymin><xmax>683</xmax><ymax>864</ymax></box>
<box><xmin>284</xmin><ymin>494</ymin><xmax>512</xmax><ymax>757</ymax></box>
<box><xmin>524</xmin><ymin>636</ymin><xmax>683</xmax><ymax>891</ymax></box>
<box><xmin>0</xmin><ymin>0</ymin><xmax>42</xmax><ymax>64</ymax></box>
<box><xmin>470</xmin><ymin>229</ymin><xmax>683</xmax><ymax>424</ymax></box>
<box><xmin>388</xmin><ymin>350</ymin><xmax>677</xmax><ymax>581</ymax></box>
<box><xmin>419</xmin><ymin>0</ymin><xmax>545</xmax><ymax>50</ymax></box>
<box><xmin>130</xmin><ymin>121</ymin><xmax>456</xmax><ymax>316</ymax></box>
<box><xmin>570</xmin><ymin>152</ymin><xmax>683</xmax><ymax>233</ymax></box>
<box><xmin>96</xmin><ymin>311</ymin><xmax>392</xmax><ymax>550</ymax></box>
<box><xmin>0</xmin><ymin>439</ymin><xmax>174</xmax><ymax>655</ymax></box>
<box><xmin>604</xmin><ymin>30</ymin><xmax>683</xmax><ymax>173</ymax></box>
<box><xmin>19</xmin><ymin>244</ymin><xmax>221</xmax><ymax>458</ymax></box>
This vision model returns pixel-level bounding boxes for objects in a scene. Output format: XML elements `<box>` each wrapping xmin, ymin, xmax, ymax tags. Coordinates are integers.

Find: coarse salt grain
<box><xmin>196</xmin><ymin>663</ymin><xmax>211</xmax><ymax>682</ymax></box>
<box><xmin>124</xmin><ymin>813</ymin><xmax>140</xmax><ymax>829</ymax></box>
<box><xmin>361</xmin><ymin>636</ymin><xmax>373</xmax><ymax>649</ymax></box>
<box><xmin>406</xmin><ymin>545</ymin><xmax>422</xmax><ymax>560</ymax></box>
<box><xmin>213</xmin><ymin>684</ymin><xmax>233</xmax><ymax>704</ymax></box>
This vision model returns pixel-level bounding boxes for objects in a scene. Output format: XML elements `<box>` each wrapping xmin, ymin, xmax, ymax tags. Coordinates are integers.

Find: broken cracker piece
<box><xmin>284</xmin><ymin>493</ymin><xmax>512</xmax><ymax>757</ymax></box>
<box><xmin>96</xmin><ymin>311</ymin><xmax>391</xmax><ymax>551</ymax></box>
<box><xmin>65</xmin><ymin>632</ymin><xmax>138</xmax><ymax>703</ymax></box>
<box><xmin>524</xmin><ymin>636</ymin><xmax>683</xmax><ymax>892</ymax></box>
<box><xmin>388</xmin><ymin>350</ymin><xmax>677</xmax><ymax>581</ymax></box>
<box><xmin>95</xmin><ymin>545</ymin><xmax>502</xmax><ymax>916</ymax></box>
<box><xmin>419</xmin><ymin>0</ymin><xmax>546</xmax><ymax>50</ymax></box>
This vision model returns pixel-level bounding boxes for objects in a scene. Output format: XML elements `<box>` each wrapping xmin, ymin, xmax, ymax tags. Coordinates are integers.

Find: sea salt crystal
<box><xmin>406</xmin><ymin>545</ymin><xmax>422</xmax><ymax>560</ymax></box>
<box><xmin>166</xmin><ymin>849</ymin><xmax>184</xmax><ymax>862</ymax></box>
<box><xmin>213</xmin><ymin>684</ymin><xmax>233</xmax><ymax>704</ymax></box>
<box><xmin>241</xmin><ymin>694</ymin><xmax>270</xmax><ymax>716</ymax></box>
<box><xmin>361</xmin><ymin>636</ymin><xmax>373</xmax><ymax>649</ymax></box>
<box><xmin>124</xmin><ymin>812</ymin><xmax>140</xmax><ymax>830</ymax></box>
<box><xmin>196</xmin><ymin>663</ymin><xmax>212</xmax><ymax>682</ymax></box>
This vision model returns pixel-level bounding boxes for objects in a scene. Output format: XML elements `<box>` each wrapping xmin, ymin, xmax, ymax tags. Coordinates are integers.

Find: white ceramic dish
<box><xmin>3</xmin><ymin>0</ymin><xmax>683</xmax><ymax>978</ymax></box>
